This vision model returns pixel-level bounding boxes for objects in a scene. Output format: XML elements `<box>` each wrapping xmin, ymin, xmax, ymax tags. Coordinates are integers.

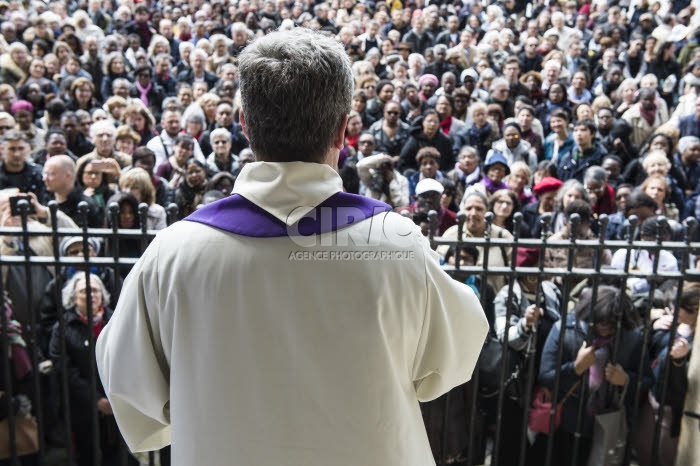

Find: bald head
<box><xmin>46</xmin><ymin>155</ymin><xmax>76</xmax><ymax>177</ymax></box>
<box><xmin>44</xmin><ymin>155</ymin><xmax>76</xmax><ymax>197</ymax></box>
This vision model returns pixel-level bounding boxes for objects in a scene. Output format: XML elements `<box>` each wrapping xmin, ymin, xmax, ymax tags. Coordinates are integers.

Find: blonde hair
<box><xmin>197</xmin><ymin>92</ymin><xmax>221</xmax><ymax>109</ymax></box>
<box><xmin>469</xmin><ymin>101</ymin><xmax>487</xmax><ymax>117</ymax></box>
<box><xmin>509</xmin><ymin>161</ymin><xmax>531</xmax><ymax>184</ymax></box>
<box><xmin>120</xmin><ymin>103</ymin><xmax>156</xmax><ymax>130</ymax></box>
<box><xmin>642</xmin><ymin>150</ymin><xmax>671</xmax><ymax>172</ymax></box>
<box><xmin>115</xmin><ymin>124</ymin><xmax>142</xmax><ymax>144</ymax></box>
<box><xmin>119</xmin><ymin>167</ymin><xmax>155</xmax><ymax>206</ymax></box>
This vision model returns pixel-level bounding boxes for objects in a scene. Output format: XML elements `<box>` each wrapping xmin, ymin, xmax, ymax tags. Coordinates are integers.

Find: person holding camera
<box><xmin>0</xmin><ymin>131</ymin><xmax>47</xmax><ymax>204</ymax></box>
<box><xmin>356</xmin><ymin>153</ymin><xmax>409</xmax><ymax>209</ymax></box>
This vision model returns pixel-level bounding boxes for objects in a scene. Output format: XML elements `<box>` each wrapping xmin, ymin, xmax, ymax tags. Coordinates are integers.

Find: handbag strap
<box><xmin>559</xmin><ymin>380</ymin><xmax>581</xmax><ymax>405</ymax></box>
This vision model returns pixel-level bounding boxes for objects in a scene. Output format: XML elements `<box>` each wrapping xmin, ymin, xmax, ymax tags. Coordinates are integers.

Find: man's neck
<box><xmin>53</xmin><ymin>187</ymin><xmax>73</xmax><ymax>203</ymax></box>
<box><xmin>3</xmin><ymin>161</ymin><xmax>25</xmax><ymax>173</ymax></box>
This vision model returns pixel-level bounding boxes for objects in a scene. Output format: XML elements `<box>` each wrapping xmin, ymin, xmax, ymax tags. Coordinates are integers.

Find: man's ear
<box><xmin>333</xmin><ymin>114</ymin><xmax>349</xmax><ymax>150</ymax></box>
<box><xmin>239</xmin><ymin>109</ymin><xmax>249</xmax><ymax>140</ymax></box>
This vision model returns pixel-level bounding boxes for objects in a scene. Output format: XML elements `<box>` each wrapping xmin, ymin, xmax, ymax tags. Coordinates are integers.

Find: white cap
<box><xmin>415</xmin><ymin>178</ymin><xmax>444</xmax><ymax>196</ymax></box>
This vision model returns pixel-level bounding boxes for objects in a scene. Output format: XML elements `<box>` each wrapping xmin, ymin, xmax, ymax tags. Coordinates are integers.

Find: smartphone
<box><xmin>9</xmin><ymin>195</ymin><xmax>36</xmax><ymax>216</ymax></box>
<box><xmin>93</xmin><ymin>160</ymin><xmax>110</xmax><ymax>172</ymax></box>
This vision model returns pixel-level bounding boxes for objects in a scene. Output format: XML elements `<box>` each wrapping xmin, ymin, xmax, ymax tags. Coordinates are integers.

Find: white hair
<box><xmin>62</xmin><ymin>272</ymin><xmax>110</xmax><ymax>310</ymax></box>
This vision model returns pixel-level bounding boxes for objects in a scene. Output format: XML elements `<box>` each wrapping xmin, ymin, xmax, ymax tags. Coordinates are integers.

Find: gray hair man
<box><xmin>97</xmin><ymin>28</ymin><xmax>487</xmax><ymax>466</ymax></box>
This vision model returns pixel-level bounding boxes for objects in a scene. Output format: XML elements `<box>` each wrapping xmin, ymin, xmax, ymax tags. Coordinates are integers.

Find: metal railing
<box><xmin>0</xmin><ymin>200</ymin><xmax>698</xmax><ymax>466</ymax></box>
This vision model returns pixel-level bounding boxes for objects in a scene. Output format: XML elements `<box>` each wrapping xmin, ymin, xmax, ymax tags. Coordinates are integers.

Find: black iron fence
<box><xmin>0</xmin><ymin>200</ymin><xmax>698</xmax><ymax>466</ymax></box>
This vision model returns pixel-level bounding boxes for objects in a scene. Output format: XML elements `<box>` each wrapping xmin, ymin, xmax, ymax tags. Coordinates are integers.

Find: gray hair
<box><xmin>679</xmin><ymin>136</ymin><xmax>700</xmax><ymax>154</ymax></box>
<box><xmin>161</xmin><ymin>97</ymin><xmax>184</xmax><ymax>112</ymax></box>
<box><xmin>555</xmin><ymin>179</ymin><xmax>590</xmax><ymax>212</ymax></box>
<box><xmin>90</xmin><ymin>120</ymin><xmax>117</xmax><ymax>139</ymax></box>
<box><xmin>238</xmin><ymin>28</ymin><xmax>353</xmax><ymax>163</ymax></box>
<box><xmin>210</xmin><ymin>127</ymin><xmax>232</xmax><ymax>145</ymax></box>
<box><xmin>459</xmin><ymin>145</ymin><xmax>481</xmax><ymax>162</ymax></box>
<box><xmin>112</xmin><ymin>78</ymin><xmax>130</xmax><ymax>92</ymax></box>
<box><xmin>179</xmin><ymin>41</ymin><xmax>194</xmax><ymax>54</ymax></box>
<box><xmin>61</xmin><ymin>271</ymin><xmax>111</xmax><ymax>310</ymax></box>
<box><xmin>584</xmin><ymin>166</ymin><xmax>607</xmax><ymax>184</ymax></box>
<box><xmin>489</xmin><ymin>76</ymin><xmax>510</xmax><ymax>92</ymax></box>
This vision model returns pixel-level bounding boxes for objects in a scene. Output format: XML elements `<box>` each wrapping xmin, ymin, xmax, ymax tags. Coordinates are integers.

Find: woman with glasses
<box><xmin>128</xmin><ymin>65</ymin><xmax>166</xmax><ymax>121</ymax></box>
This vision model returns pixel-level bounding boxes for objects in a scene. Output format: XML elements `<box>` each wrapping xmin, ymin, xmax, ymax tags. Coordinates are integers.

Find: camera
<box><xmin>9</xmin><ymin>195</ymin><xmax>36</xmax><ymax>216</ymax></box>
<box><xmin>368</xmin><ymin>169</ymin><xmax>385</xmax><ymax>194</ymax></box>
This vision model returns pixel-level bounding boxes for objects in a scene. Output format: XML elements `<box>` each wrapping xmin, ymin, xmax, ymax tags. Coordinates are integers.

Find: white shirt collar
<box><xmin>232</xmin><ymin>161</ymin><xmax>343</xmax><ymax>226</ymax></box>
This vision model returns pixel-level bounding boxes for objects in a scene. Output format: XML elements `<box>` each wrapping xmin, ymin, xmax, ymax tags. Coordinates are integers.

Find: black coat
<box><xmin>49</xmin><ymin>308</ymin><xmax>112</xmax><ymax>423</ymax></box>
<box><xmin>398</xmin><ymin>123</ymin><xmax>454</xmax><ymax>173</ymax></box>
<box><xmin>176</xmin><ymin>69</ymin><xmax>220</xmax><ymax>90</ymax></box>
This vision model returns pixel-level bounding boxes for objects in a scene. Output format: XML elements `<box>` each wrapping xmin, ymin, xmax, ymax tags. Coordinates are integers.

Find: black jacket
<box><xmin>177</xmin><ymin>69</ymin><xmax>219</xmax><ymax>90</ymax></box>
<box><xmin>52</xmin><ymin>186</ymin><xmax>105</xmax><ymax>228</ymax></box>
<box><xmin>49</xmin><ymin>308</ymin><xmax>112</xmax><ymax>423</ymax></box>
<box><xmin>0</xmin><ymin>161</ymin><xmax>48</xmax><ymax>204</ymax></box>
<box><xmin>129</xmin><ymin>82</ymin><xmax>166</xmax><ymax>120</ymax></box>
<box><xmin>398</xmin><ymin>120</ymin><xmax>454</xmax><ymax>173</ymax></box>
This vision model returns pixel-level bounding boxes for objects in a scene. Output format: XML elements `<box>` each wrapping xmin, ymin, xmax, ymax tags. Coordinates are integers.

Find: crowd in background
<box><xmin>1</xmin><ymin>0</ymin><xmax>700</xmax><ymax>464</ymax></box>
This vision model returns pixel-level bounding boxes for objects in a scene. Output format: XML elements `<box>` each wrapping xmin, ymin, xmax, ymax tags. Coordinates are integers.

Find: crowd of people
<box><xmin>0</xmin><ymin>0</ymin><xmax>699</xmax><ymax>464</ymax></box>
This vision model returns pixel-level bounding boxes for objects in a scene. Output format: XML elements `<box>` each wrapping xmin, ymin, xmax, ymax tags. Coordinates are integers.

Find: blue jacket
<box><xmin>556</xmin><ymin>143</ymin><xmax>607</xmax><ymax>182</ymax></box>
<box><xmin>543</xmin><ymin>132</ymin><xmax>575</xmax><ymax>161</ymax></box>
<box><xmin>679</xmin><ymin>114</ymin><xmax>700</xmax><ymax>138</ymax></box>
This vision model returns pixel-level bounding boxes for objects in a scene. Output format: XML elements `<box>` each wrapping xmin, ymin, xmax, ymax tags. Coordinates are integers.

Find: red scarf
<box><xmin>78</xmin><ymin>306</ymin><xmax>106</xmax><ymax>339</ymax></box>
<box><xmin>639</xmin><ymin>102</ymin><xmax>657</xmax><ymax>126</ymax></box>
<box><xmin>440</xmin><ymin>116</ymin><xmax>452</xmax><ymax>135</ymax></box>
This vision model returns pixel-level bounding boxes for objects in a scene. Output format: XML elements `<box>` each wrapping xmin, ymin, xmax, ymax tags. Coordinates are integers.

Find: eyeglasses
<box><xmin>385</xmin><ymin>111</ymin><xmax>399</xmax><ymax>115</ymax></box>
<box><xmin>359</xmin><ymin>140</ymin><xmax>375</xmax><ymax>145</ymax></box>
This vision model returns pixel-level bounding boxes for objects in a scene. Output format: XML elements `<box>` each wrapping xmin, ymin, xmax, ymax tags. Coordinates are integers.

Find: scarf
<box><xmin>78</xmin><ymin>306</ymin><xmax>106</xmax><ymax>340</ymax></box>
<box><xmin>167</xmin><ymin>156</ymin><xmax>187</xmax><ymax>189</ymax></box>
<box><xmin>639</xmin><ymin>102</ymin><xmax>657</xmax><ymax>126</ymax></box>
<box><xmin>588</xmin><ymin>334</ymin><xmax>614</xmax><ymax>414</ymax></box>
<box><xmin>440</xmin><ymin>116</ymin><xmax>452</xmax><ymax>135</ymax></box>
<box><xmin>135</xmin><ymin>80</ymin><xmax>152</xmax><ymax>107</ymax></box>
<box><xmin>4</xmin><ymin>300</ymin><xmax>32</xmax><ymax>380</ymax></box>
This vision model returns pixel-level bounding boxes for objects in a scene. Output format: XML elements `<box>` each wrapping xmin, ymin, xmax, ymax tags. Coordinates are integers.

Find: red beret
<box><xmin>516</xmin><ymin>247</ymin><xmax>540</xmax><ymax>268</ymax></box>
<box><xmin>532</xmin><ymin>177</ymin><xmax>563</xmax><ymax>195</ymax></box>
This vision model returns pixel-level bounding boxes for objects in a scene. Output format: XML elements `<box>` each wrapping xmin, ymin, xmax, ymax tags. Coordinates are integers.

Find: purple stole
<box><xmin>185</xmin><ymin>192</ymin><xmax>391</xmax><ymax>237</ymax></box>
